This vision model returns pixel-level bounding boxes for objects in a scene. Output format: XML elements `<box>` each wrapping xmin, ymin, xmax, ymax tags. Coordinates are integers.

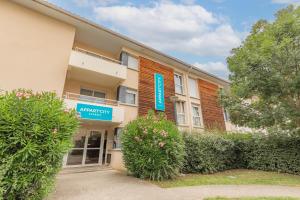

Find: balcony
<box><xmin>68</xmin><ymin>47</ymin><xmax>127</xmax><ymax>87</ymax></box>
<box><xmin>64</xmin><ymin>92</ymin><xmax>124</xmax><ymax>124</ymax></box>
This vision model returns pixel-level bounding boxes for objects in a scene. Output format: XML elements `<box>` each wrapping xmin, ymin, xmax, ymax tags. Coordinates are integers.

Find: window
<box><xmin>176</xmin><ymin>101</ymin><xmax>186</xmax><ymax>125</ymax></box>
<box><xmin>120</xmin><ymin>52</ymin><xmax>139</xmax><ymax>70</ymax></box>
<box><xmin>192</xmin><ymin>105</ymin><xmax>201</xmax><ymax>127</ymax></box>
<box><xmin>224</xmin><ymin>109</ymin><xmax>230</xmax><ymax>122</ymax></box>
<box><xmin>125</xmin><ymin>89</ymin><xmax>136</xmax><ymax>105</ymax></box>
<box><xmin>113</xmin><ymin>128</ymin><xmax>122</xmax><ymax>149</ymax></box>
<box><xmin>117</xmin><ymin>86</ymin><xmax>137</xmax><ymax>105</ymax></box>
<box><xmin>128</xmin><ymin>55</ymin><xmax>139</xmax><ymax>70</ymax></box>
<box><xmin>80</xmin><ymin>88</ymin><xmax>105</xmax><ymax>102</ymax></box>
<box><xmin>174</xmin><ymin>73</ymin><xmax>184</xmax><ymax>94</ymax></box>
<box><xmin>189</xmin><ymin>78</ymin><xmax>199</xmax><ymax>98</ymax></box>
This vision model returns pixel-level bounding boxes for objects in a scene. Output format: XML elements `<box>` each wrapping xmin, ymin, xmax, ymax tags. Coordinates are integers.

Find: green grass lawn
<box><xmin>154</xmin><ymin>169</ymin><xmax>300</xmax><ymax>188</ymax></box>
<box><xmin>204</xmin><ymin>197</ymin><xmax>300</xmax><ymax>200</ymax></box>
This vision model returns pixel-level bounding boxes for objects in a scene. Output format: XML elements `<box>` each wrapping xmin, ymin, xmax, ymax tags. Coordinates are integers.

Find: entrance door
<box><xmin>65</xmin><ymin>130</ymin><xmax>105</xmax><ymax>167</ymax></box>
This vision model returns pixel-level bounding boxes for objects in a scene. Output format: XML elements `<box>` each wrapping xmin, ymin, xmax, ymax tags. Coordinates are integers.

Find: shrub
<box><xmin>121</xmin><ymin>111</ymin><xmax>184</xmax><ymax>181</ymax></box>
<box><xmin>182</xmin><ymin>131</ymin><xmax>300</xmax><ymax>175</ymax></box>
<box><xmin>182</xmin><ymin>133</ymin><xmax>235</xmax><ymax>174</ymax></box>
<box><xmin>222</xmin><ymin>133</ymin><xmax>253</xmax><ymax>169</ymax></box>
<box><xmin>245</xmin><ymin>133</ymin><xmax>300</xmax><ymax>174</ymax></box>
<box><xmin>0</xmin><ymin>90</ymin><xmax>79</xmax><ymax>199</ymax></box>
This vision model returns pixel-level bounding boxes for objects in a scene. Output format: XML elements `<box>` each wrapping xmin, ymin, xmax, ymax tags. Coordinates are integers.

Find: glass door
<box><xmin>84</xmin><ymin>131</ymin><xmax>102</xmax><ymax>165</ymax></box>
<box><xmin>66</xmin><ymin>130</ymin><xmax>104</xmax><ymax>167</ymax></box>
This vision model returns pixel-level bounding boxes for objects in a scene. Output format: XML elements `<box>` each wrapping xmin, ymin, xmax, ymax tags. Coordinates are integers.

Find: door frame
<box><xmin>63</xmin><ymin>129</ymin><xmax>106</xmax><ymax>168</ymax></box>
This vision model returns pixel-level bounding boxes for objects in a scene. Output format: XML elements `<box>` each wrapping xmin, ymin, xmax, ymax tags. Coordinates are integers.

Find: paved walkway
<box><xmin>48</xmin><ymin>170</ymin><xmax>300</xmax><ymax>200</ymax></box>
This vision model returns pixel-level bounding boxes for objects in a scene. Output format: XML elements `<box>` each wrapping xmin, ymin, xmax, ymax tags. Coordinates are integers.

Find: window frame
<box><xmin>80</xmin><ymin>88</ymin><xmax>106</xmax><ymax>99</ymax></box>
<box><xmin>120</xmin><ymin>51</ymin><xmax>139</xmax><ymax>71</ymax></box>
<box><xmin>188</xmin><ymin>77</ymin><xmax>199</xmax><ymax>98</ymax></box>
<box><xmin>174</xmin><ymin>73</ymin><xmax>184</xmax><ymax>95</ymax></box>
<box><xmin>223</xmin><ymin>109</ymin><xmax>230</xmax><ymax>122</ymax></box>
<box><xmin>176</xmin><ymin>101</ymin><xmax>186</xmax><ymax>125</ymax></box>
<box><xmin>191</xmin><ymin>104</ymin><xmax>202</xmax><ymax>127</ymax></box>
<box><xmin>118</xmin><ymin>87</ymin><xmax>137</xmax><ymax>106</ymax></box>
<box><xmin>127</xmin><ymin>54</ymin><xmax>139</xmax><ymax>71</ymax></box>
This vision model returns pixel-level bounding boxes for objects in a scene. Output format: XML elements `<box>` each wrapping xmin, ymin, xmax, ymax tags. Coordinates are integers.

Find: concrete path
<box><xmin>48</xmin><ymin>170</ymin><xmax>300</xmax><ymax>200</ymax></box>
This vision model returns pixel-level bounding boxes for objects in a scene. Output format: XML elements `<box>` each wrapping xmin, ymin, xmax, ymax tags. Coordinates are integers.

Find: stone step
<box><xmin>60</xmin><ymin>165</ymin><xmax>113</xmax><ymax>175</ymax></box>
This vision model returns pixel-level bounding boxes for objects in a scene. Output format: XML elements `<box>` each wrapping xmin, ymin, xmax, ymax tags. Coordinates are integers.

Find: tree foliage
<box><xmin>220</xmin><ymin>6</ymin><xmax>300</xmax><ymax>131</ymax></box>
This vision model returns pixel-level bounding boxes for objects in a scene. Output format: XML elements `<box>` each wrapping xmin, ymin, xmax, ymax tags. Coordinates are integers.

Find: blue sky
<box><xmin>48</xmin><ymin>0</ymin><xmax>299</xmax><ymax>80</ymax></box>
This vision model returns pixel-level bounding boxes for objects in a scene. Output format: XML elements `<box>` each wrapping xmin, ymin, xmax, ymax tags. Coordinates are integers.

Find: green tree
<box><xmin>220</xmin><ymin>6</ymin><xmax>300</xmax><ymax>132</ymax></box>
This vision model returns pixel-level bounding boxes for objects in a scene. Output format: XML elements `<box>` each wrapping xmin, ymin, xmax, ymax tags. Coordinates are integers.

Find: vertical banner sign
<box><xmin>154</xmin><ymin>73</ymin><xmax>165</xmax><ymax>111</ymax></box>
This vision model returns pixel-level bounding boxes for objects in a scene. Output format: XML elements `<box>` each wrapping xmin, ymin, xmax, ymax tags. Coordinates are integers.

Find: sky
<box><xmin>47</xmin><ymin>0</ymin><xmax>300</xmax><ymax>80</ymax></box>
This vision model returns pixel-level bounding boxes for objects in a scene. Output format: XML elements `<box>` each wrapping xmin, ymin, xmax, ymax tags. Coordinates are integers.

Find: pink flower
<box><xmin>159</xmin><ymin>142</ymin><xmax>165</xmax><ymax>148</ymax></box>
<box><xmin>160</xmin><ymin>130</ymin><xmax>168</xmax><ymax>138</ymax></box>
<box><xmin>16</xmin><ymin>92</ymin><xmax>24</xmax><ymax>99</ymax></box>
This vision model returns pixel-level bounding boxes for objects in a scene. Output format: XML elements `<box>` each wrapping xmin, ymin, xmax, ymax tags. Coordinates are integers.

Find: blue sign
<box><xmin>76</xmin><ymin>103</ymin><xmax>113</xmax><ymax>121</ymax></box>
<box><xmin>154</xmin><ymin>73</ymin><xmax>165</xmax><ymax>111</ymax></box>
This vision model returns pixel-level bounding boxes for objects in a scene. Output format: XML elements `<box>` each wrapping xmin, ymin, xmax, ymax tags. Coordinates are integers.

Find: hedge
<box><xmin>183</xmin><ymin>132</ymin><xmax>300</xmax><ymax>175</ymax></box>
<box><xmin>0</xmin><ymin>90</ymin><xmax>79</xmax><ymax>199</ymax></box>
<box><xmin>245</xmin><ymin>133</ymin><xmax>300</xmax><ymax>174</ymax></box>
<box><xmin>182</xmin><ymin>134</ymin><xmax>235</xmax><ymax>174</ymax></box>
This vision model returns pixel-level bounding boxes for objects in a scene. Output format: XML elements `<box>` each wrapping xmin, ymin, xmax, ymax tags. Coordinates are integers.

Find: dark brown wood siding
<box><xmin>199</xmin><ymin>79</ymin><xmax>226</xmax><ymax>130</ymax></box>
<box><xmin>138</xmin><ymin>57</ymin><xmax>175</xmax><ymax>121</ymax></box>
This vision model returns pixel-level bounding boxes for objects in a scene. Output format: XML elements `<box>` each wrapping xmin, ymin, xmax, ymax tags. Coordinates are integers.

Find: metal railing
<box><xmin>73</xmin><ymin>47</ymin><xmax>122</xmax><ymax>65</ymax></box>
<box><xmin>64</xmin><ymin>92</ymin><xmax>119</xmax><ymax>106</ymax></box>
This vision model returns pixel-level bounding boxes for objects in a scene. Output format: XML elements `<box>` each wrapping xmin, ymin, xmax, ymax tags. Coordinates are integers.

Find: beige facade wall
<box><xmin>109</xmin><ymin>150</ymin><xmax>125</xmax><ymax>171</ymax></box>
<box><xmin>0</xmin><ymin>0</ymin><xmax>75</xmax><ymax>96</ymax></box>
<box><xmin>122</xmin><ymin>69</ymin><xmax>139</xmax><ymax>90</ymax></box>
<box><xmin>174</xmin><ymin>68</ymin><xmax>205</xmax><ymax>133</ymax></box>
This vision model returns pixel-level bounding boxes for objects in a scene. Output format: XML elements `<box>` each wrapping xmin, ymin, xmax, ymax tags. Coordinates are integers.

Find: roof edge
<box><xmin>29</xmin><ymin>0</ymin><xmax>230</xmax><ymax>84</ymax></box>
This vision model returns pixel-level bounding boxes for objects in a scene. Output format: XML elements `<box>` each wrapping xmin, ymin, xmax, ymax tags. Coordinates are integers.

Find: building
<box><xmin>0</xmin><ymin>0</ymin><xmax>234</xmax><ymax>170</ymax></box>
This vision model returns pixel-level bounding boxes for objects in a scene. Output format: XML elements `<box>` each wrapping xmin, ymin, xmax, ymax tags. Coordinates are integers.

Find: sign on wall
<box><xmin>154</xmin><ymin>73</ymin><xmax>165</xmax><ymax>111</ymax></box>
<box><xmin>76</xmin><ymin>103</ymin><xmax>113</xmax><ymax>121</ymax></box>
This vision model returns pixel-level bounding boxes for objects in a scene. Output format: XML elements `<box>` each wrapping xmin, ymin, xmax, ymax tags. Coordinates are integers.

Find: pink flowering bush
<box><xmin>121</xmin><ymin>110</ymin><xmax>184</xmax><ymax>181</ymax></box>
<box><xmin>0</xmin><ymin>89</ymin><xmax>78</xmax><ymax>199</ymax></box>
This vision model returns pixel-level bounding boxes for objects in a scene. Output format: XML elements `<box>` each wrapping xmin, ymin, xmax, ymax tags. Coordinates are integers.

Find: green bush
<box><xmin>0</xmin><ymin>90</ymin><xmax>79</xmax><ymax>199</ymax></box>
<box><xmin>182</xmin><ymin>131</ymin><xmax>300</xmax><ymax>175</ymax></box>
<box><xmin>121</xmin><ymin>111</ymin><xmax>184</xmax><ymax>181</ymax></box>
<box><xmin>182</xmin><ymin>133</ymin><xmax>235</xmax><ymax>174</ymax></box>
<box><xmin>222</xmin><ymin>133</ymin><xmax>253</xmax><ymax>169</ymax></box>
<box><xmin>245</xmin><ymin>133</ymin><xmax>300</xmax><ymax>174</ymax></box>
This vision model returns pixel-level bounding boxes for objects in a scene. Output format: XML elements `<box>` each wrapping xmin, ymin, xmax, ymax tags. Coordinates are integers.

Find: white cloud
<box><xmin>93</xmin><ymin>1</ymin><xmax>241</xmax><ymax>57</ymax></box>
<box><xmin>271</xmin><ymin>0</ymin><xmax>300</xmax><ymax>5</ymax></box>
<box><xmin>73</xmin><ymin>0</ymin><xmax>118</xmax><ymax>7</ymax></box>
<box><xmin>194</xmin><ymin>61</ymin><xmax>229</xmax><ymax>79</ymax></box>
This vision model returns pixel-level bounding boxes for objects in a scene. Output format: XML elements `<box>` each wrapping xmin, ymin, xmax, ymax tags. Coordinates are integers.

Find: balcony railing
<box><xmin>73</xmin><ymin>47</ymin><xmax>121</xmax><ymax>65</ymax></box>
<box><xmin>64</xmin><ymin>92</ymin><xmax>119</xmax><ymax>106</ymax></box>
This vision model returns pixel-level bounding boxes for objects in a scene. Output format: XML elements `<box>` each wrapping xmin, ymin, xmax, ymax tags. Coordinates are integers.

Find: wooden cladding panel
<box><xmin>138</xmin><ymin>57</ymin><xmax>175</xmax><ymax>121</ymax></box>
<box><xmin>199</xmin><ymin>79</ymin><xmax>226</xmax><ymax>131</ymax></box>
